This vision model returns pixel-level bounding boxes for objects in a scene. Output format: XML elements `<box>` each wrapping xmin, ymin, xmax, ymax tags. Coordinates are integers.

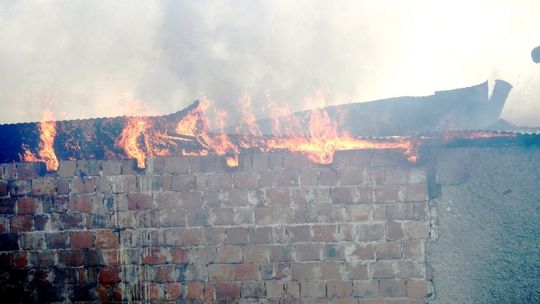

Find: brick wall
<box><xmin>0</xmin><ymin>150</ymin><xmax>432</xmax><ymax>303</ymax></box>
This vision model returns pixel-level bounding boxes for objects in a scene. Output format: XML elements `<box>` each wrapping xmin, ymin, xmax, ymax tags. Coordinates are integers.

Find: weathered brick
<box><xmin>58</xmin><ymin>249</ymin><xmax>84</xmax><ymax>266</ymax></box>
<box><xmin>233</xmin><ymin>171</ymin><xmax>258</xmax><ymax>190</ymax></box>
<box><xmin>216</xmin><ymin>246</ymin><xmax>243</xmax><ymax>263</ymax></box>
<box><xmin>95</xmin><ymin>230</ymin><xmax>118</xmax><ymax>248</ymax></box>
<box><xmin>248</xmin><ymin>226</ymin><xmax>273</xmax><ymax>244</ymax></box>
<box><xmin>163</xmin><ymin>282</ymin><xmax>182</xmax><ymax>300</ymax></box>
<box><xmin>327</xmin><ymin>281</ymin><xmax>353</xmax><ymax>298</ymax></box>
<box><xmin>346</xmin><ymin>263</ymin><xmax>369</xmax><ymax>280</ymax></box>
<box><xmin>406</xmin><ymin>280</ymin><xmax>430</xmax><ymax>298</ymax></box>
<box><xmin>375</xmin><ymin>242</ymin><xmax>402</xmax><ymax>259</ymax></box>
<box><xmin>341</xmin><ymin>168</ymin><xmax>366</xmax><ymax>186</ymax></box>
<box><xmin>9</xmin><ymin>180</ymin><xmax>31</xmax><ymax>196</ymax></box>
<box><xmin>374</xmin><ymin>184</ymin><xmax>401</xmax><ymax>203</ymax></box>
<box><xmin>379</xmin><ymin>279</ymin><xmax>406</xmax><ymax>297</ymax></box>
<box><xmin>70</xmin><ymin>231</ymin><xmax>94</xmax><ymax>249</ymax></box>
<box><xmin>299</xmin><ymin>168</ymin><xmax>319</xmax><ymax>186</ymax></box>
<box><xmin>212</xmin><ymin>208</ymin><xmax>235</xmax><ymax>226</ymax></box>
<box><xmin>22</xmin><ymin>232</ymin><xmax>45</xmax><ymax>250</ymax></box>
<box><xmin>287</xmin><ymin>225</ymin><xmax>312</xmax><ymax>242</ymax></box>
<box><xmin>215</xmin><ymin>282</ymin><xmax>241</xmax><ymax>299</ymax></box>
<box><xmin>300</xmin><ymin>280</ymin><xmax>326</xmax><ymax>298</ymax></box>
<box><xmin>234</xmin><ymin>263</ymin><xmax>259</xmax><ymax>280</ymax></box>
<box><xmin>331</xmin><ymin>187</ymin><xmax>355</xmax><ymax>204</ymax></box>
<box><xmin>223</xmin><ymin>189</ymin><xmax>254</xmax><ymax>207</ymax></box>
<box><xmin>352</xmin><ymin>280</ymin><xmax>379</xmax><ymax>298</ymax></box>
<box><xmin>57</xmin><ymin>160</ymin><xmax>76</xmax><ymax>177</ymax></box>
<box><xmin>12</xmin><ymin>252</ymin><xmax>28</xmax><ymax>267</ymax></box>
<box><xmin>225</xmin><ymin>227</ymin><xmax>248</xmax><ymax>244</ymax></box>
<box><xmin>0</xmin><ymin>198</ymin><xmax>16</xmax><ymax>214</ymax></box>
<box><xmin>0</xmin><ymin>181</ymin><xmax>8</xmax><ymax>196</ymax></box>
<box><xmin>142</xmin><ymin>247</ymin><xmax>166</xmax><ymax>264</ymax></box>
<box><xmin>320</xmin><ymin>168</ymin><xmax>339</xmax><ymax>186</ymax></box>
<box><xmin>402</xmin><ymin>184</ymin><xmax>428</xmax><ymax>202</ymax></box>
<box><xmin>241</xmin><ymin>281</ymin><xmax>266</xmax><ymax>298</ymax></box>
<box><xmin>403</xmin><ymin>222</ymin><xmax>430</xmax><ymax>239</ymax></box>
<box><xmin>357</xmin><ymin>223</ymin><xmax>384</xmax><ymax>241</ymax></box>
<box><xmin>57</xmin><ymin>179</ymin><xmax>70</xmax><ymax>195</ymax></box>
<box><xmin>170</xmin><ymin>175</ymin><xmax>195</xmax><ymax>191</ymax></box>
<box><xmin>127</xmin><ymin>193</ymin><xmax>152</xmax><ymax>210</ymax></box>
<box><xmin>68</xmin><ymin>196</ymin><xmax>92</xmax><ymax>212</ymax></box>
<box><xmin>386</xmin><ymin>222</ymin><xmax>404</xmax><ymax>241</ymax></box>
<box><xmin>10</xmin><ymin>215</ymin><xmax>33</xmax><ymax>232</ymax></box>
<box><xmin>101</xmin><ymin>160</ymin><xmax>122</xmax><ymax>175</ymax></box>
<box><xmin>295</xmin><ymin>244</ymin><xmax>321</xmax><ymax>261</ymax></box>
<box><xmin>346</xmin><ymin>205</ymin><xmax>370</xmax><ymax>221</ymax></box>
<box><xmin>255</xmin><ymin>207</ymin><xmax>280</xmax><ymax>225</ymax></box>
<box><xmin>244</xmin><ymin>245</ymin><xmax>269</xmax><ymax>263</ymax></box>
<box><xmin>403</xmin><ymin>240</ymin><xmax>423</xmax><ymax>259</ymax></box>
<box><xmin>275</xmin><ymin>170</ymin><xmax>300</xmax><ymax>187</ymax></box>
<box><xmin>270</xmin><ymin>245</ymin><xmax>293</xmax><ymax>262</ymax></box>
<box><xmin>266</xmin><ymin>280</ymin><xmax>285</xmax><ymax>299</ymax></box>
<box><xmin>109</xmin><ymin>175</ymin><xmax>137</xmax><ymax>193</ymax></box>
<box><xmin>46</xmin><ymin>232</ymin><xmax>69</xmax><ymax>249</ymax></box>
<box><xmin>71</xmin><ymin>177</ymin><xmax>95</xmax><ymax>194</ymax></box>
<box><xmin>266</xmin><ymin>187</ymin><xmax>291</xmax><ymax>205</ymax></box>
<box><xmin>34</xmin><ymin>251</ymin><xmax>56</xmax><ymax>266</ymax></box>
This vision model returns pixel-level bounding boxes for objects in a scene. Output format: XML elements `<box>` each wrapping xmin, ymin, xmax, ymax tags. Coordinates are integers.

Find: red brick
<box><xmin>299</xmin><ymin>168</ymin><xmax>319</xmax><ymax>186</ymax></box>
<box><xmin>101</xmin><ymin>160</ymin><xmax>122</xmax><ymax>175</ymax></box>
<box><xmin>212</xmin><ymin>208</ymin><xmax>235</xmax><ymax>226</ymax></box>
<box><xmin>70</xmin><ymin>231</ymin><xmax>94</xmax><ymax>249</ymax></box>
<box><xmin>185</xmin><ymin>281</ymin><xmax>203</xmax><ymax>300</ymax></box>
<box><xmin>12</xmin><ymin>252</ymin><xmax>29</xmax><ymax>267</ymax></box>
<box><xmin>164</xmin><ymin>282</ymin><xmax>182</xmax><ymax>300</ymax></box>
<box><xmin>406</xmin><ymin>280</ymin><xmax>430</xmax><ymax>298</ymax></box>
<box><xmin>380</xmin><ymin>279</ymin><xmax>406</xmax><ymax>297</ymax></box>
<box><xmin>95</xmin><ymin>230</ymin><xmax>118</xmax><ymax>248</ymax></box>
<box><xmin>127</xmin><ymin>193</ymin><xmax>152</xmax><ymax>210</ymax></box>
<box><xmin>31</xmin><ymin>178</ymin><xmax>56</xmax><ymax>196</ymax></box>
<box><xmin>68</xmin><ymin>196</ymin><xmax>92</xmax><ymax>212</ymax></box>
<box><xmin>143</xmin><ymin>247</ymin><xmax>166</xmax><ymax>264</ymax></box>
<box><xmin>225</xmin><ymin>227</ymin><xmax>248</xmax><ymax>244</ymax></box>
<box><xmin>10</xmin><ymin>215</ymin><xmax>32</xmax><ymax>232</ymax></box>
<box><xmin>352</xmin><ymin>280</ymin><xmax>379</xmax><ymax>298</ymax></box>
<box><xmin>99</xmin><ymin>267</ymin><xmax>121</xmax><ymax>283</ymax></box>
<box><xmin>215</xmin><ymin>282</ymin><xmax>240</xmax><ymax>299</ymax></box>
<box><xmin>17</xmin><ymin>197</ymin><xmax>37</xmax><ymax>214</ymax></box>
<box><xmin>0</xmin><ymin>181</ymin><xmax>8</xmax><ymax>196</ymax></box>
<box><xmin>275</xmin><ymin>170</ymin><xmax>300</xmax><ymax>186</ymax></box>
<box><xmin>222</xmin><ymin>189</ymin><xmax>252</xmax><ymax>207</ymax></box>
<box><xmin>206</xmin><ymin>173</ymin><xmax>231</xmax><ymax>190</ymax></box>
<box><xmin>266</xmin><ymin>187</ymin><xmax>291</xmax><ymax>205</ymax></box>
<box><xmin>403</xmin><ymin>222</ymin><xmax>430</xmax><ymax>239</ymax></box>
<box><xmin>234</xmin><ymin>263</ymin><xmax>259</xmax><ymax>280</ymax></box>
<box><xmin>347</xmin><ymin>263</ymin><xmax>368</xmax><ymax>280</ymax></box>
<box><xmin>204</xmin><ymin>283</ymin><xmax>215</xmax><ymax>301</ymax></box>
<box><xmin>357</xmin><ymin>223</ymin><xmax>385</xmax><ymax>241</ymax></box>
<box><xmin>295</xmin><ymin>244</ymin><xmax>322</xmax><ymax>261</ymax></box>
<box><xmin>71</xmin><ymin>177</ymin><xmax>95</xmax><ymax>194</ymax></box>
<box><xmin>102</xmin><ymin>250</ymin><xmax>119</xmax><ymax>265</ymax></box>
<box><xmin>202</xmin><ymin>227</ymin><xmax>226</xmax><ymax>244</ymax></box>
<box><xmin>243</xmin><ymin>245</ymin><xmax>269</xmax><ymax>263</ymax></box>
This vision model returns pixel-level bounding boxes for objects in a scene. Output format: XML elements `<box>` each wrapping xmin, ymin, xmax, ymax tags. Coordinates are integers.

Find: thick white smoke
<box><xmin>0</xmin><ymin>0</ymin><xmax>539</xmax><ymax>126</ymax></box>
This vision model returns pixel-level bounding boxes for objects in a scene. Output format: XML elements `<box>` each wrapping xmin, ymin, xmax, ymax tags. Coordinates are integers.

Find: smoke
<box><xmin>0</xmin><ymin>0</ymin><xmax>539</xmax><ymax>126</ymax></box>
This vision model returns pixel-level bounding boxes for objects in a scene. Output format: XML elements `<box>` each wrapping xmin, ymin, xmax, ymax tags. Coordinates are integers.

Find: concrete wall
<box><xmin>428</xmin><ymin>146</ymin><xmax>540</xmax><ymax>304</ymax></box>
<box><xmin>0</xmin><ymin>150</ymin><xmax>431</xmax><ymax>303</ymax></box>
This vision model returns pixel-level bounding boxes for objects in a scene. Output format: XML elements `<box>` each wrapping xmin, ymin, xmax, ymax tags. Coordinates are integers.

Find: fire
<box><xmin>116</xmin><ymin>117</ymin><xmax>150</xmax><ymax>168</ymax></box>
<box><xmin>20</xmin><ymin>109</ymin><xmax>59</xmax><ymax>171</ymax></box>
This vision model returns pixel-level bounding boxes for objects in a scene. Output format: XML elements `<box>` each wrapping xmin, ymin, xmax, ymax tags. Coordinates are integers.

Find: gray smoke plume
<box><xmin>0</xmin><ymin>0</ymin><xmax>539</xmax><ymax>126</ymax></box>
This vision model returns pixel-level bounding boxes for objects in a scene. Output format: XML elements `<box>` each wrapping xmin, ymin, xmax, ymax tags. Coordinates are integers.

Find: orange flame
<box><xmin>21</xmin><ymin>109</ymin><xmax>59</xmax><ymax>171</ymax></box>
<box><xmin>116</xmin><ymin>117</ymin><xmax>150</xmax><ymax>168</ymax></box>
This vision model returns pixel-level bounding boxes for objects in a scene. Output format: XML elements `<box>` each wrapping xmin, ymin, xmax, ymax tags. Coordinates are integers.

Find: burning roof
<box><xmin>0</xmin><ymin>79</ymin><xmax>535</xmax><ymax>171</ymax></box>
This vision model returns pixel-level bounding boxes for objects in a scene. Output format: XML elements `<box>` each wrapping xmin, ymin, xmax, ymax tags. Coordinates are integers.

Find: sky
<box><xmin>0</xmin><ymin>0</ymin><xmax>539</xmax><ymax>126</ymax></box>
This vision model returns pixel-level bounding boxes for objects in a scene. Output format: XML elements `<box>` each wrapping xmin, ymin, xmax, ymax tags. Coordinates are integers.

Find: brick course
<box><xmin>0</xmin><ymin>150</ymin><xmax>432</xmax><ymax>302</ymax></box>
